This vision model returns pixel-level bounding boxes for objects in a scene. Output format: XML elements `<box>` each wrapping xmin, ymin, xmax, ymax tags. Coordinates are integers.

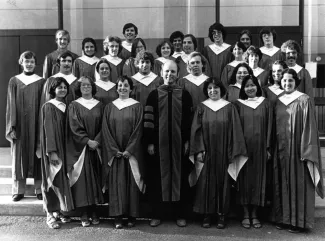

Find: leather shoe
<box><xmin>36</xmin><ymin>193</ymin><xmax>43</xmax><ymax>200</ymax></box>
<box><xmin>149</xmin><ymin>219</ymin><xmax>161</xmax><ymax>227</ymax></box>
<box><xmin>12</xmin><ymin>194</ymin><xmax>24</xmax><ymax>202</ymax></box>
<box><xmin>176</xmin><ymin>219</ymin><xmax>187</xmax><ymax>227</ymax></box>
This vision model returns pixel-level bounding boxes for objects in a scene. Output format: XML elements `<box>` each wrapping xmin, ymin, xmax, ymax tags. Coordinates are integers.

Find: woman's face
<box><xmin>233</xmin><ymin>44</ymin><xmax>244</xmax><ymax>58</ymax></box>
<box><xmin>262</xmin><ymin>33</ymin><xmax>274</xmax><ymax>46</ymax></box>
<box><xmin>240</xmin><ymin>33</ymin><xmax>251</xmax><ymax>48</ymax></box>
<box><xmin>281</xmin><ymin>73</ymin><xmax>296</xmax><ymax>94</ymax></box>
<box><xmin>117</xmin><ymin>79</ymin><xmax>131</xmax><ymax>98</ymax></box>
<box><xmin>236</xmin><ymin>67</ymin><xmax>249</xmax><ymax>85</ymax></box>
<box><xmin>183</xmin><ymin>37</ymin><xmax>195</xmax><ymax>54</ymax></box>
<box><xmin>98</xmin><ymin>63</ymin><xmax>110</xmax><ymax>79</ymax></box>
<box><xmin>207</xmin><ymin>83</ymin><xmax>221</xmax><ymax>101</ymax></box>
<box><xmin>108</xmin><ymin>41</ymin><xmax>119</xmax><ymax>57</ymax></box>
<box><xmin>244</xmin><ymin>79</ymin><xmax>257</xmax><ymax>98</ymax></box>
<box><xmin>136</xmin><ymin>41</ymin><xmax>145</xmax><ymax>55</ymax></box>
<box><xmin>55</xmin><ymin>82</ymin><xmax>68</xmax><ymax>99</ymax></box>
<box><xmin>212</xmin><ymin>30</ymin><xmax>223</xmax><ymax>44</ymax></box>
<box><xmin>161</xmin><ymin>43</ymin><xmax>172</xmax><ymax>58</ymax></box>
<box><xmin>80</xmin><ymin>78</ymin><xmax>93</xmax><ymax>96</ymax></box>
<box><xmin>272</xmin><ymin>64</ymin><xmax>284</xmax><ymax>83</ymax></box>
<box><xmin>21</xmin><ymin>57</ymin><xmax>36</xmax><ymax>73</ymax></box>
<box><xmin>248</xmin><ymin>53</ymin><xmax>259</xmax><ymax>66</ymax></box>
<box><xmin>84</xmin><ymin>42</ymin><xmax>95</xmax><ymax>56</ymax></box>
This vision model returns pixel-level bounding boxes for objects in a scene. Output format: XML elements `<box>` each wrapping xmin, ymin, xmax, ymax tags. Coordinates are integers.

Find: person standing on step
<box><xmin>119</xmin><ymin>23</ymin><xmax>138</xmax><ymax>61</ymax></box>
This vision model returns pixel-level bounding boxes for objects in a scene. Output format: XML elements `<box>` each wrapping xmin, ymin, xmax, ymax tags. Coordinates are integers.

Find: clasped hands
<box><xmin>116</xmin><ymin>151</ymin><xmax>131</xmax><ymax>159</ymax></box>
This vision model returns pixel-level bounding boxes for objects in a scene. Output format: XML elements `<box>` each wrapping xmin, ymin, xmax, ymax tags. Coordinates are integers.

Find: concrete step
<box><xmin>0</xmin><ymin>165</ymin><xmax>11</xmax><ymax>178</ymax></box>
<box><xmin>0</xmin><ymin>178</ymin><xmax>36</xmax><ymax>196</ymax></box>
<box><xmin>0</xmin><ymin>148</ymin><xmax>11</xmax><ymax>166</ymax></box>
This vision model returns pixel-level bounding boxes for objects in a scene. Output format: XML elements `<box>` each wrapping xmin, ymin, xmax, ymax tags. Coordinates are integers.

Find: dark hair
<box><xmin>76</xmin><ymin>76</ymin><xmax>97</xmax><ymax>97</ymax></box>
<box><xmin>246</xmin><ymin>45</ymin><xmax>263</xmax><ymax>62</ymax></box>
<box><xmin>259</xmin><ymin>27</ymin><xmax>277</xmax><ymax>44</ymax></box>
<box><xmin>19</xmin><ymin>51</ymin><xmax>37</xmax><ymax>65</ymax></box>
<box><xmin>55</xmin><ymin>29</ymin><xmax>70</xmax><ymax>43</ymax></box>
<box><xmin>82</xmin><ymin>37</ymin><xmax>97</xmax><ymax>52</ymax></box>
<box><xmin>123</xmin><ymin>23</ymin><xmax>138</xmax><ymax>35</ymax></box>
<box><xmin>268</xmin><ymin>60</ymin><xmax>288</xmax><ymax>85</ymax></box>
<box><xmin>285</xmin><ymin>40</ymin><xmax>301</xmax><ymax>54</ymax></box>
<box><xmin>239</xmin><ymin>75</ymin><xmax>263</xmax><ymax>100</ymax></box>
<box><xmin>156</xmin><ymin>40</ymin><xmax>175</xmax><ymax>57</ymax></box>
<box><xmin>183</xmin><ymin>34</ymin><xmax>198</xmax><ymax>50</ymax></box>
<box><xmin>106</xmin><ymin>36</ymin><xmax>123</xmax><ymax>55</ymax></box>
<box><xmin>169</xmin><ymin>31</ymin><xmax>184</xmax><ymax>43</ymax></box>
<box><xmin>116</xmin><ymin>75</ymin><xmax>134</xmax><ymax>90</ymax></box>
<box><xmin>131</xmin><ymin>38</ymin><xmax>146</xmax><ymax>58</ymax></box>
<box><xmin>203</xmin><ymin>77</ymin><xmax>227</xmax><ymax>98</ymax></box>
<box><xmin>134</xmin><ymin>50</ymin><xmax>154</xmax><ymax>70</ymax></box>
<box><xmin>230</xmin><ymin>41</ymin><xmax>247</xmax><ymax>53</ymax></box>
<box><xmin>208</xmin><ymin>22</ymin><xmax>227</xmax><ymax>42</ymax></box>
<box><xmin>229</xmin><ymin>62</ymin><xmax>253</xmax><ymax>85</ymax></box>
<box><xmin>49</xmin><ymin>77</ymin><xmax>70</xmax><ymax>99</ymax></box>
<box><xmin>187</xmin><ymin>52</ymin><xmax>206</xmax><ymax>73</ymax></box>
<box><xmin>279</xmin><ymin>68</ymin><xmax>301</xmax><ymax>90</ymax></box>
<box><xmin>238</xmin><ymin>29</ymin><xmax>252</xmax><ymax>45</ymax></box>
<box><xmin>95</xmin><ymin>58</ymin><xmax>112</xmax><ymax>75</ymax></box>
<box><xmin>56</xmin><ymin>52</ymin><xmax>73</xmax><ymax>66</ymax></box>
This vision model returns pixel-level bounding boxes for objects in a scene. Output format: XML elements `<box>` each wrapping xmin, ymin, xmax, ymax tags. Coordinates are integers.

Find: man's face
<box><xmin>173</xmin><ymin>37</ymin><xmax>183</xmax><ymax>51</ymax></box>
<box><xmin>137</xmin><ymin>59</ymin><xmax>151</xmax><ymax>75</ymax></box>
<box><xmin>59</xmin><ymin>56</ymin><xmax>73</xmax><ymax>73</ymax></box>
<box><xmin>124</xmin><ymin>27</ymin><xmax>136</xmax><ymax>41</ymax></box>
<box><xmin>188</xmin><ymin>55</ymin><xmax>203</xmax><ymax>76</ymax></box>
<box><xmin>56</xmin><ymin>33</ymin><xmax>69</xmax><ymax>49</ymax></box>
<box><xmin>108</xmin><ymin>41</ymin><xmax>119</xmax><ymax>57</ymax></box>
<box><xmin>161</xmin><ymin>61</ymin><xmax>178</xmax><ymax>85</ymax></box>
<box><xmin>212</xmin><ymin>30</ymin><xmax>223</xmax><ymax>44</ymax></box>
<box><xmin>285</xmin><ymin>48</ymin><xmax>298</xmax><ymax>65</ymax></box>
<box><xmin>262</xmin><ymin>33</ymin><xmax>274</xmax><ymax>46</ymax></box>
<box><xmin>183</xmin><ymin>37</ymin><xmax>195</xmax><ymax>54</ymax></box>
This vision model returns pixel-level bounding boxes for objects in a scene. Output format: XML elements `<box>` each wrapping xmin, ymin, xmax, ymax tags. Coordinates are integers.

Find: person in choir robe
<box><xmin>73</xmin><ymin>37</ymin><xmax>99</xmax><ymax>80</ymax></box>
<box><xmin>102</xmin><ymin>36</ymin><xmax>125</xmax><ymax>83</ymax></box>
<box><xmin>226</xmin><ymin>62</ymin><xmax>253</xmax><ymax>102</ymax></box>
<box><xmin>202</xmin><ymin>22</ymin><xmax>232</xmax><ymax>82</ymax></box>
<box><xmin>234</xmin><ymin>75</ymin><xmax>272</xmax><ymax>229</ymax></box>
<box><xmin>43</xmin><ymin>29</ymin><xmax>79</xmax><ymax>79</ymax></box>
<box><xmin>272</xmin><ymin>68</ymin><xmax>324</xmax><ymax>233</ymax></box>
<box><xmin>6</xmin><ymin>51</ymin><xmax>45</xmax><ymax>202</ymax></box>
<box><xmin>94</xmin><ymin>58</ymin><xmax>118</xmax><ymax>105</ymax></box>
<box><xmin>153</xmin><ymin>40</ymin><xmax>175</xmax><ymax>76</ymax></box>
<box><xmin>41</xmin><ymin>52</ymin><xmax>78</xmax><ymax>107</ymax></box>
<box><xmin>131</xmin><ymin>51</ymin><xmax>161</xmax><ymax>106</ymax></box>
<box><xmin>258</xmin><ymin>28</ymin><xmax>282</xmax><ymax>71</ymax></box>
<box><xmin>123</xmin><ymin>38</ymin><xmax>146</xmax><ymax>77</ymax></box>
<box><xmin>169</xmin><ymin>30</ymin><xmax>185</xmax><ymax>59</ymax></box>
<box><xmin>144</xmin><ymin>60</ymin><xmax>193</xmax><ymax>228</ymax></box>
<box><xmin>176</xmin><ymin>34</ymin><xmax>211</xmax><ymax>78</ymax></box>
<box><xmin>118</xmin><ymin>23</ymin><xmax>138</xmax><ymax>60</ymax></box>
<box><xmin>189</xmin><ymin>77</ymin><xmax>247</xmax><ymax>229</ymax></box>
<box><xmin>238</xmin><ymin>29</ymin><xmax>253</xmax><ymax>62</ymax></box>
<box><xmin>66</xmin><ymin>76</ymin><xmax>104</xmax><ymax>227</ymax></box>
<box><xmin>40</xmin><ymin>77</ymin><xmax>74</xmax><ymax>229</ymax></box>
<box><xmin>221</xmin><ymin>41</ymin><xmax>247</xmax><ymax>88</ymax></box>
<box><xmin>247</xmin><ymin>46</ymin><xmax>269</xmax><ymax>87</ymax></box>
<box><xmin>178</xmin><ymin>52</ymin><xmax>209</xmax><ymax>109</ymax></box>
<box><xmin>101</xmin><ymin>76</ymin><xmax>145</xmax><ymax>229</ymax></box>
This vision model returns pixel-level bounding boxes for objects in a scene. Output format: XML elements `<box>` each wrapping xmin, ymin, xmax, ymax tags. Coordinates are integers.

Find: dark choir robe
<box><xmin>189</xmin><ymin>99</ymin><xmax>247</xmax><ymax>214</ymax></box>
<box><xmin>94</xmin><ymin>79</ymin><xmax>118</xmax><ymax>105</ymax></box>
<box><xmin>202</xmin><ymin>43</ymin><xmax>232</xmax><ymax>82</ymax></box>
<box><xmin>72</xmin><ymin>55</ymin><xmax>99</xmax><ymax>80</ymax></box>
<box><xmin>6</xmin><ymin>73</ymin><xmax>45</xmax><ymax>180</ymax></box>
<box><xmin>144</xmin><ymin>84</ymin><xmax>193</xmax><ymax>203</ymax></box>
<box><xmin>118</xmin><ymin>41</ymin><xmax>132</xmax><ymax>60</ymax></box>
<box><xmin>226</xmin><ymin>83</ymin><xmax>241</xmax><ymax>103</ymax></box>
<box><xmin>289</xmin><ymin>64</ymin><xmax>314</xmax><ymax>99</ymax></box>
<box><xmin>273</xmin><ymin>91</ymin><xmax>324</xmax><ymax>228</ymax></box>
<box><xmin>178</xmin><ymin>73</ymin><xmax>208</xmax><ymax>109</ymax></box>
<box><xmin>43</xmin><ymin>49</ymin><xmax>79</xmax><ymax>79</ymax></box>
<box><xmin>258</xmin><ymin>46</ymin><xmax>282</xmax><ymax>71</ymax></box>
<box><xmin>40</xmin><ymin>99</ymin><xmax>74</xmax><ymax>212</ymax></box>
<box><xmin>234</xmin><ymin>97</ymin><xmax>272</xmax><ymax>206</ymax></box>
<box><xmin>66</xmin><ymin>98</ymin><xmax>104</xmax><ymax>208</ymax></box>
<box><xmin>153</xmin><ymin>57</ymin><xmax>175</xmax><ymax>77</ymax></box>
<box><xmin>123</xmin><ymin>57</ymin><xmax>138</xmax><ymax>77</ymax></box>
<box><xmin>101</xmin><ymin>98</ymin><xmax>145</xmax><ymax>217</ymax></box>
<box><xmin>252</xmin><ymin>67</ymin><xmax>269</xmax><ymax>87</ymax></box>
<box><xmin>102</xmin><ymin>55</ymin><xmax>125</xmax><ymax>83</ymax></box>
<box><xmin>131</xmin><ymin>72</ymin><xmax>161</xmax><ymax>106</ymax></box>
<box><xmin>176</xmin><ymin>53</ymin><xmax>212</xmax><ymax>79</ymax></box>
<box><xmin>221</xmin><ymin>61</ymin><xmax>245</xmax><ymax>88</ymax></box>
<box><xmin>263</xmin><ymin>85</ymin><xmax>284</xmax><ymax>106</ymax></box>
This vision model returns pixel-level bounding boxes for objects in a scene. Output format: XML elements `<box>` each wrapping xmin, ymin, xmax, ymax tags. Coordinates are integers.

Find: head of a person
<box><xmin>49</xmin><ymin>77</ymin><xmax>69</xmax><ymax>99</ymax></box>
<box><xmin>259</xmin><ymin>27</ymin><xmax>277</xmax><ymax>46</ymax></box>
<box><xmin>187</xmin><ymin>52</ymin><xmax>206</xmax><ymax>76</ymax></box>
<box><xmin>239</xmin><ymin>75</ymin><xmax>263</xmax><ymax>99</ymax></box>
<box><xmin>123</xmin><ymin>23</ymin><xmax>138</xmax><ymax>42</ymax></box>
<box><xmin>183</xmin><ymin>34</ymin><xmax>197</xmax><ymax>55</ymax></box>
<box><xmin>156</xmin><ymin>40</ymin><xmax>174</xmax><ymax>58</ymax></box>
<box><xmin>208</xmin><ymin>22</ymin><xmax>227</xmax><ymax>43</ymax></box>
<box><xmin>55</xmin><ymin>30</ymin><xmax>70</xmax><ymax>50</ymax></box>
<box><xmin>82</xmin><ymin>37</ymin><xmax>97</xmax><ymax>57</ymax></box>
<box><xmin>103</xmin><ymin>36</ymin><xmax>122</xmax><ymax>57</ymax></box>
<box><xmin>116</xmin><ymin>75</ymin><xmax>133</xmax><ymax>99</ymax></box>
<box><xmin>230</xmin><ymin>62</ymin><xmax>253</xmax><ymax>85</ymax></box>
<box><xmin>284</xmin><ymin>40</ymin><xmax>301</xmax><ymax>66</ymax></box>
<box><xmin>203</xmin><ymin>77</ymin><xmax>227</xmax><ymax>101</ymax></box>
<box><xmin>169</xmin><ymin>31</ymin><xmax>184</xmax><ymax>52</ymax></box>
<box><xmin>230</xmin><ymin>41</ymin><xmax>247</xmax><ymax>59</ymax></box>
<box><xmin>131</xmin><ymin>38</ymin><xmax>146</xmax><ymax>58</ymax></box>
<box><xmin>19</xmin><ymin>51</ymin><xmax>37</xmax><ymax>73</ymax></box>
<box><xmin>161</xmin><ymin>60</ymin><xmax>179</xmax><ymax>85</ymax></box>
<box><xmin>280</xmin><ymin>68</ymin><xmax>300</xmax><ymax>94</ymax></box>
<box><xmin>57</xmin><ymin>52</ymin><xmax>73</xmax><ymax>74</ymax></box>
<box><xmin>238</xmin><ymin>30</ymin><xmax>252</xmax><ymax>48</ymax></box>
<box><xmin>76</xmin><ymin>76</ymin><xmax>97</xmax><ymax>97</ymax></box>
<box><xmin>269</xmin><ymin>60</ymin><xmax>288</xmax><ymax>85</ymax></box>
<box><xmin>96</xmin><ymin>58</ymin><xmax>111</xmax><ymax>80</ymax></box>
<box><xmin>247</xmin><ymin>45</ymin><xmax>263</xmax><ymax>66</ymax></box>
<box><xmin>135</xmin><ymin>50</ymin><xmax>154</xmax><ymax>75</ymax></box>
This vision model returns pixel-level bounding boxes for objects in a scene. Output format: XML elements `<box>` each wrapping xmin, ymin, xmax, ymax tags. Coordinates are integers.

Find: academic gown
<box><xmin>258</xmin><ymin>47</ymin><xmax>282</xmax><ymax>72</ymax></box>
<box><xmin>40</xmin><ymin>100</ymin><xmax>74</xmax><ymax>212</ymax></box>
<box><xmin>102</xmin><ymin>55</ymin><xmax>125</xmax><ymax>83</ymax></box>
<box><xmin>226</xmin><ymin>84</ymin><xmax>241</xmax><ymax>103</ymax></box>
<box><xmin>273</xmin><ymin>92</ymin><xmax>324</xmax><ymax>228</ymax></box>
<box><xmin>175</xmin><ymin>54</ymin><xmax>212</xmax><ymax>79</ymax></box>
<box><xmin>234</xmin><ymin>98</ymin><xmax>272</xmax><ymax>206</ymax></box>
<box><xmin>6</xmin><ymin>74</ymin><xmax>45</xmax><ymax>180</ymax></box>
<box><xmin>123</xmin><ymin>57</ymin><xmax>138</xmax><ymax>77</ymax></box>
<box><xmin>66</xmin><ymin>99</ymin><xmax>104</xmax><ymax>208</ymax></box>
<box><xmin>189</xmin><ymin>99</ymin><xmax>247</xmax><ymax>214</ymax></box>
<box><xmin>101</xmin><ymin>99</ymin><xmax>144</xmax><ymax>217</ymax></box>
<box><xmin>72</xmin><ymin>56</ymin><xmax>99</xmax><ymax>80</ymax></box>
<box><xmin>94</xmin><ymin>80</ymin><xmax>118</xmax><ymax>105</ymax></box>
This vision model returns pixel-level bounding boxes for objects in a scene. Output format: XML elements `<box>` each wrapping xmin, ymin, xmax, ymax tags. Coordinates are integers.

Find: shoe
<box><xmin>53</xmin><ymin>212</ymin><xmax>71</xmax><ymax>223</ymax></box>
<box><xmin>275</xmin><ymin>223</ymin><xmax>287</xmax><ymax>230</ymax></box>
<box><xmin>91</xmin><ymin>212</ymin><xmax>100</xmax><ymax>225</ymax></box>
<box><xmin>149</xmin><ymin>219</ymin><xmax>161</xmax><ymax>227</ymax></box>
<box><xmin>127</xmin><ymin>217</ymin><xmax>136</xmax><ymax>228</ymax></box>
<box><xmin>47</xmin><ymin>216</ymin><xmax>61</xmax><ymax>229</ymax></box>
<box><xmin>176</xmin><ymin>219</ymin><xmax>187</xmax><ymax>227</ymax></box>
<box><xmin>241</xmin><ymin>217</ymin><xmax>250</xmax><ymax>229</ymax></box>
<box><xmin>115</xmin><ymin>217</ymin><xmax>123</xmax><ymax>229</ymax></box>
<box><xmin>288</xmin><ymin>226</ymin><xmax>303</xmax><ymax>233</ymax></box>
<box><xmin>202</xmin><ymin>216</ymin><xmax>211</xmax><ymax>228</ymax></box>
<box><xmin>36</xmin><ymin>193</ymin><xmax>43</xmax><ymax>200</ymax></box>
<box><xmin>216</xmin><ymin>215</ymin><xmax>226</xmax><ymax>229</ymax></box>
<box><xmin>12</xmin><ymin>194</ymin><xmax>24</xmax><ymax>202</ymax></box>
<box><xmin>81</xmin><ymin>213</ymin><xmax>90</xmax><ymax>227</ymax></box>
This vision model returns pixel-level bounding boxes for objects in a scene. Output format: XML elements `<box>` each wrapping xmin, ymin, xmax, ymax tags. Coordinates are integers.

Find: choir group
<box><xmin>5</xmin><ymin>22</ymin><xmax>324</xmax><ymax>234</ymax></box>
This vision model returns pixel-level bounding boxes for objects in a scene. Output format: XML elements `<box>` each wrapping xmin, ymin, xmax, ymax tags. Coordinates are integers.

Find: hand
<box><xmin>197</xmin><ymin>152</ymin><xmax>204</xmax><ymax>163</ymax></box>
<box><xmin>148</xmin><ymin>144</ymin><xmax>155</xmax><ymax>155</ymax></box>
<box><xmin>10</xmin><ymin>130</ymin><xmax>17</xmax><ymax>140</ymax></box>
<box><xmin>267</xmin><ymin>151</ymin><xmax>271</xmax><ymax>160</ymax></box>
<box><xmin>184</xmin><ymin>141</ymin><xmax>189</xmax><ymax>155</ymax></box>
<box><xmin>116</xmin><ymin>151</ymin><xmax>123</xmax><ymax>158</ymax></box>
<box><xmin>36</xmin><ymin>147</ymin><xmax>41</xmax><ymax>159</ymax></box>
<box><xmin>122</xmin><ymin>151</ymin><xmax>131</xmax><ymax>159</ymax></box>
<box><xmin>87</xmin><ymin>140</ymin><xmax>99</xmax><ymax>150</ymax></box>
<box><xmin>49</xmin><ymin>152</ymin><xmax>60</xmax><ymax>166</ymax></box>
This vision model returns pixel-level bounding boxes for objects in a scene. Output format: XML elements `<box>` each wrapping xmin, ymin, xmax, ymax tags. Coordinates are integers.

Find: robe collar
<box><xmin>95</xmin><ymin>79</ymin><xmax>116</xmax><ymax>91</ymax></box>
<box><xmin>16</xmin><ymin>73</ymin><xmax>42</xmax><ymax>86</ymax></box>
<box><xmin>102</xmin><ymin>55</ymin><xmax>123</xmax><ymax>66</ymax></box>
<box><xmin>52</xmin><ymin>72</ymin><xmax>77</xmax><ymax>85</ymax></box>
<box><xmin>78</xmin><ymin>55</ymin><xmax>99</xmax><ymax>65</ymax></box>
<box><xmin>203</xmin><ymin>98</ymin><xmax>230</xmax><ymax>112</ymax></box>
<box><xmin>159</xmin><ymin>83</ymin><xmax>182</xmax><ymax>92</ymax></box>
<box><xmin>238</xmin><ymin>96</ymin><xmax>265</xmax><ymax>109</ymax></box>
<box><xmin>252</xmin><ymin>67</ymin><xmax>264</xmax><ymax>77</ymax></box>
<box><xmin>268</xmin><ymin>84</ymin><xmax>284</xmax><ymax>96</ymax></box>
<box><xmin>260</xmin><ymin>46</ymin><xmax>280</xmax><ymax>57</ymax></box>
<box><xmin>208</xmin><ymin>42</ymin><xmax>231</xmax><ymax>56</ymax></box>
<box><xmin>229</xmin><ymin>82</ymin><xmax>242</xmax><ymax>89</ymax></box>
<box><xmin>278</xmin><ymin>90</ymin><xmax>304</xmax><ymax>106</ymax></box>
<box><xmin>184</xmin><ymin>73</ymin><xmax>208</xmax><ymax>86</ymax></box>
<box><xmin>113</xmin><ymin>98</ymin><xmax>138</xmax><ymax>110</ymax></box>
<box><xmin>172</xmin><ymin>51</ymin><xmax>184</xmax><ymax>58</ymax></box>
<box><xmin>75</xmin><ymin>97</ymin><xmax>99</xmax><ymax>110</ymax></box>
<box><xmin>121</xmin><ymin>40</ymin><xmax>132</xmax><ymax>52</ymax></box>
<box><xmin>181</xmin><ymin>53</ymin><xmax>190</xmax><ymax>63</ymax></box>
<box><xmin>132</xmin><ymin>72</ymin><xmax>158</xmax><ymax>86</ymax></box>
<box><xmin>48</xmin><ymin>98</ymin><xmax>66</xmax><ymax>113</ymax></box>
<box><xmin>228</xmin><ymin>60</ymin><xmax>244</xmax><ymax>68</ymax></box>
<box><xmin>288</xmin><ymin>64</ymin><xmax>303</xmax><ymax>74</ymax></box>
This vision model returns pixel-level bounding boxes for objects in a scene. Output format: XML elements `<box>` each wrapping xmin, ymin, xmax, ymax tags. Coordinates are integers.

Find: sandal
<box><xmin>241</xmin><ymin>217</ymin><xmax>251</xmax><ymax>229</ymax></box>
<box><xmin>251</xmin><ymin>217</ymin><xmax>262</xmax><ymax>229</ymax></box>
<box><xmin>202</xmin><ymin>216</ymin><xmax>211</xmax><ymax>228</ymax></box>
<box><xmin>91</xmin><ymin>212</ymin><xmax>100</xmax><ymax>225</ymax></box>
<box><xmin>47</xmin><ymin>216</ymin><xmax>61</xmax><ymax>229</ymax></box>
<box><xmin>216</xmin><ymin>215</ymin><xmax>226</xmax><ymax>229</ymax></box>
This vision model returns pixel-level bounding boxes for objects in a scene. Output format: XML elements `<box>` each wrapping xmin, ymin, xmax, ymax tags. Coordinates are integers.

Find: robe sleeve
<box><xmin>144</xmin><ymin>90</ymin><xmax>158</xmax><ymax>146</ymax></box>
<box><xmin>125</xmin><ymin>104</ymin><xmax>143</xmax><ymax>155</ymax></box>
<box><xmin>189</xmin><ymin>104</ymin><xmax>205</xmax><ymax>162</ymax></box>
<box><xmin>43</xmin><ymin>104</ymin><xmax>58</xmax><ymax>154</ymax></box>
<box><xmin>5</xmin><ymin>78</ymin><xmax>17</xmax><ymax>142</ymax></box>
